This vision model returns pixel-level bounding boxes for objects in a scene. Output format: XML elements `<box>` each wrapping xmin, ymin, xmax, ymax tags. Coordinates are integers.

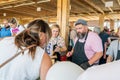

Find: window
<box><xmin>104</xmin><ymin>20</ymin><xmax>110</xmax><ymax>29</ymax></box>
<box><xmin>114</xmin><ymin>19</ymin><xmax>120</xmax><ymax>29</ymax></box>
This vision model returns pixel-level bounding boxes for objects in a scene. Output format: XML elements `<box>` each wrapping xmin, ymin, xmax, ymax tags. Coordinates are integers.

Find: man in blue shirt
<box><xmin>0</xmin><ymin>19</ymin><xmax>11</xmax><ymax>38</ymax></box>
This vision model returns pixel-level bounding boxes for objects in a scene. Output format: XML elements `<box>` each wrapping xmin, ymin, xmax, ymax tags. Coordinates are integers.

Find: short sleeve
<box><xmin>106</xmin><ymin>41</ymin><xmax>115</xmax><ymax>57</ymax></box>
<box><xmin>90</xmin><ymin>33</ymin><xmax>103</xmax><ymax>52</ymax></box>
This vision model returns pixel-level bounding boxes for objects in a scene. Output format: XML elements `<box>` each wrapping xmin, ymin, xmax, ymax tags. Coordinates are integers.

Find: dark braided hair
<box><xmin>15</xmin><ymin>19</ymin><xmax>51</xmax><ymax>59</ymax></box>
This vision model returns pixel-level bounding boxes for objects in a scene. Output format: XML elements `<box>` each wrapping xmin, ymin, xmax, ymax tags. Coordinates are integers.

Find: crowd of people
<box><xmin>0</xmin><ymin>18</ymin><xmax>120</xmax><ymax>80</ymax></box>
<box><xmin>0</xmin><ymin>19</ymin><xmax>52</xmax><ymax>80</ymax></box>
<box><xmin>0</xmin><ymin>17</ymin><xmax>25</xmax><ymax>39</ymax></box>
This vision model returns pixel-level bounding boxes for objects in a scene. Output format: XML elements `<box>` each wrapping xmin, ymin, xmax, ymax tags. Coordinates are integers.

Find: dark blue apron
<box><xmin>116</xmin><ymin>40</ymin><xmax>120</xmax><ymax>60</ymax></box>
<box><xmin>72</xmin><ymin>32</ymin><xmax>89</xmax><ymax>66</ymax></box>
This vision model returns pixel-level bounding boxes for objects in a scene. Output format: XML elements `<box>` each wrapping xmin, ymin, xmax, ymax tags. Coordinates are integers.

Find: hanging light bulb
<box><xmin>37</xmin><ymin>7</ymin><xmax>41</xmax><ymax>11</ymax></box>
<box><xmin>3</xmin><ymin>13</ymin><xmax>6</xmax><ymax>16</ymax></box>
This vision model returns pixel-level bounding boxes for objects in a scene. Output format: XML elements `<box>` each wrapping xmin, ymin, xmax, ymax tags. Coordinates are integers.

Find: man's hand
<box><xmin>80</xmin><ymin>62</ymin><xmax>91</xmax><ymax>70</ymax></box>
<box><xmin>66</xmin><ymin>51</ymin><xmax>73</xmax><ymax>57</ymax></box>
<box><xmin>54</xmin><ymin>46</ymin><xmax>60</xmax><ymax>52</ymax></box>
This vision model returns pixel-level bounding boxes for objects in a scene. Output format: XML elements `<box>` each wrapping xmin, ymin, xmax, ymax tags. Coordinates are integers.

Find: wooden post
<box><xmin>57</xmin><ymin>0</ymin><xmax>62</xmax><ymax>28</ymax></box>
<box><xmin>99</xmin><ymin>14</ymin><xmax>105</xmax><ymax>31</ymax></box>
<box><xmin>57</xmin><ymin>0</ymin><xmax>70</xmax><ymax>46</ymax></box>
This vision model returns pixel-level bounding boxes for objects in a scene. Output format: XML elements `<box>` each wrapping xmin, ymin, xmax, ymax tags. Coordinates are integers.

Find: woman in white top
<box><xmin>0</xmin><ymin>19</ymin><xmax>52</xmax><ymax>80</ymax></box>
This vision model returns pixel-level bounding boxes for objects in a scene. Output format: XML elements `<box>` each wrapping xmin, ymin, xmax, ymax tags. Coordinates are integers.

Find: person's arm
<box><xmin>88</xmin><ymin>51</ymin><xmax>103</xmax><ymax>65</ymax></box>
<box><xmin>40</xmin><ymin>53</ymin><xmax>52</xmax><ymax>80</ymax></box>
<box><xmin>66</xmin><ymin>48</ymin><xmax>74</xmax><ymax>57</ymax></box>
<box><xmin>103</xmin><ymin>42</ymin><xmax>107</xmax><ymax>59</ymax></box>
<box><xmin>60</xmin><ymin>46</ymin><xmax>67</xmax><ymax>52</ymax></box>
<box><xmin>54</xmin><ymin>36</ymin><xmax>67</xmax><ymax>53</ymax></box>
<box><xmin>106</xmin><ymin>41</ymin><xmax>115</xmax><ymax>63</ymax></box>
<box><xmin>54</xmin><ymin>46</ymin><xmax>67</xmax><ymax>53</ymax></box>
<box><xmin>108</xmin><ymin>37</ymin><xmax>111</xmax><ymax>44</ymax></box>
<box><xmin>107</xmin><ymin>55</ymin><xmax>113</xmax><ymax>63</ymax></box>
<box><xmin>79</xmin><ymin>52</ymin><xmax>103</xmax><ymax>70</ymax></box>
<box><xmin>88</xmin><ymin>33</ymin><xmax>103</xmax><ymax>65</ymax></box>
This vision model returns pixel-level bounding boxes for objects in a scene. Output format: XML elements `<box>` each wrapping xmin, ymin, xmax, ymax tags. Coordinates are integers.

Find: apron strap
<box><xmin>77</xmin><ymin>30</ymin><xmax>89</xmax><ymax>43</ymax></box>
<box><xmin>84</xmin><ymin>30</ymin><xmax>89</xmax><ymax>43</ymax></box>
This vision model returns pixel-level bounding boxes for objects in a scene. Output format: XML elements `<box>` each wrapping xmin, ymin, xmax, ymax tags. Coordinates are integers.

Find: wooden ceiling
<box><xmin>0</xmin><ymin>0</ymin><xmax>120</xmax><ymax>21</ymax></box>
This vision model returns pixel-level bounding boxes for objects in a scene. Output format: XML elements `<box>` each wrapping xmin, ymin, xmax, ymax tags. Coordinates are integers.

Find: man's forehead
<box><xmin>75</xmin><ymin>24</ymin><xmax>84</xmax><ymax>28</ymax></box>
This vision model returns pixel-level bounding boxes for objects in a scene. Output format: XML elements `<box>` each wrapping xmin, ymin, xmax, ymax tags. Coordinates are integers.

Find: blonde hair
<box><xmin>9</xmin><ymin>17</ymin><xmax>18</xmax><ymax>27</ymax></box>
<box><xmin>51</xmin><ymin>24</ymin><xmax>61</xmax><ymax>35</ymax></box>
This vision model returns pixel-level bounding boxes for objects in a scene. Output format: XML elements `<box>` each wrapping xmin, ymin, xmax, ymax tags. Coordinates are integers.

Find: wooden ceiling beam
<box><xmin>0</xmin><ymin>0</ymin><xmax>54</xmax><ymax>13</ymax></box>
<box><xmin>0</xmin><ymin>9</ymin><xmax>29</xmax><ymax>16</ymax></box>
<box><xmin>15</xmin><ymin>6</ymin><xmax>53</xmax><ymax>17</ymax></box>
<box><xmin>75</xmin><ymin>0</ymin><xmax>98</xmax><ymax>14</ymax></box>
<box><xmin>70</xmin><ymin>4</ymin><xmax>89</xmax><ymax>14</ymax></box>
<box><xmin>31</xmin><ymin>5</ymin><xmax>55</xmax><ymax>12</ymax></box>
<box><xmin>28</xmin><ymin>0</ymin><xmax>56</xmax><ymax>12</ymax></box>
<box><xmin>0</xmin><ymin>12</ymin><xmax>31</xmax><ymax>19</ymax></box>
<box><xmin>2</xmin><ymin>8</ymin><xmax>38</xmax><ymax>17</ymax></box>
<box><xmin>84</xmin><ymin>0</ymin><xmax>104</xmax><ymax>14</ymax></box>
<box><xmin>71</xmin><ymin>2</ymin><xmax>91</xmax><ymax>15</ymax></box>
<box><xmin>108</xmin><ymin>7</ymin><xmax>114</xmax><ymax>13</ymax></box>
<box><xmin>117</xmin><ymin>0</ymin><xmax>120</xmax><ymax>6</ymax></box>
<box><xmin>34</xmin><ymin>3</ymin><xmax>56</xmax><ymax>12</ymax></box>
<box><xmin>0</xmin><ymin>5</ymin><xmax>54</xmax><ymax>18</ymax></box>
<box><xmin>21</xmin><ymin>6</ymin><xmax>54</xmax><ymax>17</ymax></box>
<box><xmin>0</xmin><ymin>0</ymin><xmax>28</xmax><ymax>6</ymax></box>
<box><xmin>12</xmin><ymin>6</ymin><xmax>39</xmax><ymax>15</ymax></box>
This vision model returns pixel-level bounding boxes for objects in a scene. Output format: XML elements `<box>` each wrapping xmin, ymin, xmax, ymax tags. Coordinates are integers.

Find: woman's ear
<box><xmin>39</xmin><ymin>32</ymin><xmax>47</xmax><ymax>48</ymax></box>
<box><xmin>39</xmin><ymin>32</ymin><xmax>42</xmax><ymax>39</ymax></box>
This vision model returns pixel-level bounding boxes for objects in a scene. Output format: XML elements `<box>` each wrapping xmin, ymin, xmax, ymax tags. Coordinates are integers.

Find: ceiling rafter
<box><xmin>84</xmin><ymin>0</ymin><xmax>104</xmax><ymax>14</ymax></box>
<box><xmin>3</xmin><ymin>8</ymin><xmax>38</xmax><ymax>17</ymax></box>
<box><xmin>108</xmin><ymin>7</ymin><xmax>114</xmax><ymax>13</ymax></box>
<box><xmin>0</xmin><ymin>10</ymin><xmax>34</xmax><ymax>18</ymax></box>
<box><xmin>70</xmin><ymin>3</ymin><xmax>89</xmax><ymax>14</ymax></box>
<box><xmin>0</xmin><ymin>0</ymin><xmax>120</xmax><ymax>21</ymax></box>
<box><xmin>31</xmin><ymin>4</ymin><xmax>56</xmax><ymax>12</ymax></box>
<box><xmin>0</xmin><ymin>0</ymin><xmax>28</xmax><ymax>6</ymax></box>
<box><xmin>117</xmin><ymin>0</ymin><xmax>120</xmax><ymax>6</ymax></box>
<box><xmin>76</xmin><ymin>0</ymin><xmax>98</xmax><ymax>14</ymax></box>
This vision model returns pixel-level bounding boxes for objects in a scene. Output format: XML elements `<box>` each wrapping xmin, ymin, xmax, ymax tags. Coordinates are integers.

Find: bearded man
<box><xmin>66</xmin><ymin>19</ymin><xmax>103</xmax><ymax>70</ymax></box>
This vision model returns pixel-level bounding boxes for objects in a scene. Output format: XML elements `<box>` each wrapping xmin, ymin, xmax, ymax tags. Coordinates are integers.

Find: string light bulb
<box><xmin>3</xmin><ymin>13</ymin><xmax>6</xmax><ymax>16</ymax></box>
<box><xmin>37</xmin><ymin>7</ymin><xmax>41</xmax><ymax>11</ymax></box>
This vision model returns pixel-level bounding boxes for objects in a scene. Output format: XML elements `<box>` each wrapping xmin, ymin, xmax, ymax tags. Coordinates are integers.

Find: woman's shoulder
<box><xmin>87</xmin><ymin>31</ymin><xmax>100</xmax><ymax>40</ymax></box>
<box><xmin>35</xmin><ymin>47</ymin><xmax>45</xmax><ymax>58</ymax></box>
<box><xmin>89</xmin><ymin>31</ymin><xmax>98</xmax><ymax>36</ymax></box>
<box><xmin>36</xmin><ymin>47</ymin><xmax>44</xmax><ymax>53</ymax></box>
<box><xmin>110</xmin><ymin>40</ymin><xmax>118</xmax><ymax>44</ymax></box>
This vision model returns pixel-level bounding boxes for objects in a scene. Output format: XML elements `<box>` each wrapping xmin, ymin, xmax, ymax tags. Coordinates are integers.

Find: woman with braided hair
<box><xmin>0</xmin><ymin>19</ymin><xmax>52</xmax><ymax>80</ymax></box>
